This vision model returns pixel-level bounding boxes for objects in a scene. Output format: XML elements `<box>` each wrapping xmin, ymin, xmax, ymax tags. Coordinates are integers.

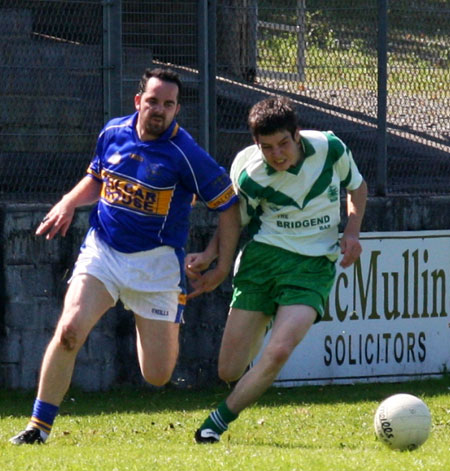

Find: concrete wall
<box><xmin>0</xmin><ymin>196</ymin><xmax>449</xmax><ymax>391</ymax></box>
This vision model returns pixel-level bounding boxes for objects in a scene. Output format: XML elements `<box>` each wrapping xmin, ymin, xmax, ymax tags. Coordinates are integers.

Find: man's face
<box><xmin>135</xmin><ymin>77</ymin><xmax>180</xmax><ymax>140</ymax></box>
<box><xmin>256</xmin><ymin>129</ymin><xmax>301</xmax><ymax>172</ymax></box>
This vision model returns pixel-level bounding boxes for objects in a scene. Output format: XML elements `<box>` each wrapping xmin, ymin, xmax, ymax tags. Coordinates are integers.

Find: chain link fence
<box><xmin>121</xmin><ymin>1</ymin><xmax>201</xmax><ymax>135</ymax></box>
<box><xmin>214</xmin><ymin>0</ymin><xmax>449</xmax><ymax>195</ymax></box>
<box><xmin>0</xmin><ymin>0</ymin><xmax>103</xmax><ymax>200</ymax></box>
<box><xmin>0</xmin><ymin>0</ymin><xmax>448</xmax><ymax>201</ymax></box>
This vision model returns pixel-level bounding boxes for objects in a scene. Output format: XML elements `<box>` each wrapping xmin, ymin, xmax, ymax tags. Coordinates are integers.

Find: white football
<box><xmin>374</xmin><ymin>393</ymin><xmax>431</xmax><ymax>451</ymax></box>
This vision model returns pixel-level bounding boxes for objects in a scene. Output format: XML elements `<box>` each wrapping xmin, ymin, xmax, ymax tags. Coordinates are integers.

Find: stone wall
<box><xmin>0</xmin><ymin>196</ymin><xmax>449</xmax><ymax>391</ymax></box>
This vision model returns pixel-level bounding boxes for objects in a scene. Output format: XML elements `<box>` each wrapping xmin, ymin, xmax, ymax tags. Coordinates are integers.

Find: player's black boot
<box><xmin>195</xmin><ymin>428</ymin><xmax>220</xmax><ymax>444</ymax></box>
<box><xmin>9</xmin><ymin>428</ymin><xmax>45</xmax><ymax>445</ymax></box>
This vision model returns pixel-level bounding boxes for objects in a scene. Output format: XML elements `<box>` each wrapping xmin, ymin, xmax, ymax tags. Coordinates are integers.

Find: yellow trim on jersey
<box><xmin>87</xmin><ymin>166</ymin><xmax>101</xmax><ymax>180</ymax></box>
<box><xmin>101</xmin><ymin>169</ymin><xmax>173</xmax><ymax>216</ymax></box>
<box><xmin>170</xmin><ymin>123</ymin><xmax>180</xmax><ymax>139</ymax></box>
<box><xmin>206</xmin><ymin>185</ymin><xmax>236</xmax><ymax>210</ymax></box>
<box><xmin>178</xmin><ymin>293</ymin><xmax>187</xmax><ymax>306</ymax></box>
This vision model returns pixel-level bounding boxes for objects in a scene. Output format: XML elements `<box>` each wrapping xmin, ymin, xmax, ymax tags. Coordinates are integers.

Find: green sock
<box><xmin>200</xmin><ymin>401</ymin><xmax>239</xmax><ymax>435</ymax></box>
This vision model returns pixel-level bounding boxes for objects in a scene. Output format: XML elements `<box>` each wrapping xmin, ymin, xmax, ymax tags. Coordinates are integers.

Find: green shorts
<box><xmin>231</xmin><ymin>241</ymin><xmax>336</xmax><ymax>321</ymax></box>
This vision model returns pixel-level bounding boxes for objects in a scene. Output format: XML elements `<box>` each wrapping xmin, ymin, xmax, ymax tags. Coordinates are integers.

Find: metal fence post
<box><xmin>377</xmin><ymin>0</ymin><xmax>388</xmax><ymax>196</ymax></box>
<box><xmin>198</xmin><ymin>0</ymin><xmax>209</xmax><ymax>152</ymax></box>
<box><xmin>296</xmin><ymin>0</ymin><xmax>306</xmax><ymax>83</ymax></box>
<box><xmin>208</xmin><ymin>0</ymin><xmax>217</xmax><ymax>159</ymax></box>
<box><xmin>103</xmin><ymin>0</ymin><xmax>122</xmax><ymax>123</ymax></box>
<box><xmin>198</xmin><ymin>0</ymin><xmax>217</xmax><ymax>157</ymax></box>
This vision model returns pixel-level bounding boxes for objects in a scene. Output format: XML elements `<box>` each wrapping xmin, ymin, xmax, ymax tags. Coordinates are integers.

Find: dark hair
<box><xmin>248</xmin><ymin>96</ymin><xmax>299</xmax><ymax>140</ymax></box>
<box><xmin>137</xmin><ymin>67</ymin><xmax>182</xmax><ymax>102</ymax></box>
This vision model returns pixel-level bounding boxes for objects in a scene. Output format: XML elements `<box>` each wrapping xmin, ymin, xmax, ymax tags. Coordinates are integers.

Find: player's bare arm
<box><xmin>340</xmin><ymin>180</ymin><xmax>368</xmax><ymax>268</ymax></box>
<box><xmin>36</xmin><ymin>176</ymin><xmax>102</xmax><ymax>240</ymax></box>
<box><xmin>185</xmin><ymin>230</ymin><xmax>220</xmax><ymax>280</ymax></box>
<box><xmin>187</xmin><ymin>202</ymin><xmax>241</xmax><ymax>299</ymax></box>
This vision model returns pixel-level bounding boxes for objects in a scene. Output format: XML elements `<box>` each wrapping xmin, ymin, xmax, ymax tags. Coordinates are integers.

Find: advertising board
<box><xmin>258</xmin><ymin>231</ymin><xmax>450</xmax><ymax>386</ymax></box>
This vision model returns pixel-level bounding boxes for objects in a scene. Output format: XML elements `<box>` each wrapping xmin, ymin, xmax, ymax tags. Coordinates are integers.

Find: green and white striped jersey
<box><xmin>230</xmin><ymin>130</ymin><xmax>364</xmax><ymax>261</ymax></box>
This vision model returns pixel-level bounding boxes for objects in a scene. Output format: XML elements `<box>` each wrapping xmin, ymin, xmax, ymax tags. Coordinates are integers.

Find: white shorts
<box><xmin>69</xmin><ymin>229</ymin><xmax>186</xmax><ymax>323</ymax></box>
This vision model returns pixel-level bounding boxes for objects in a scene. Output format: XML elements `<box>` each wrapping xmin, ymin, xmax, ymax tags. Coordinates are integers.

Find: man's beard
<box><xmin>145</xmin><ymin>115</ymin><xmax>166</xmax><ymax>137</ymax></box>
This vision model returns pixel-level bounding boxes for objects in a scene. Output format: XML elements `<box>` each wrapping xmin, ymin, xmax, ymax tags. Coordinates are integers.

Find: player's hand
<box><xmin>186</xmin><ymin>266</ymin><xmax>228</xmax><ymax>300</ymax></box>
<box><xmin>339</xmin><ymin>234</ymin><xmax>362</xmax><ymax>268</ymax></box>
<box><xmin>35</xmin><ymin>199</ymin><xmax>76</xmax><ymax>240</ymax></box>
<box><xmin>185</xmin><ymin>252</ymin><xmax>214</xmax><ymax>280</ymax></box>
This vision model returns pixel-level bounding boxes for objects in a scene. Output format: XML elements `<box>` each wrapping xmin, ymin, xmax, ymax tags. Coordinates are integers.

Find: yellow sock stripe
<box><xmin>29</xmin><ymin>417</ymin><xmax>52</xmax><ymax>434</ymax></box>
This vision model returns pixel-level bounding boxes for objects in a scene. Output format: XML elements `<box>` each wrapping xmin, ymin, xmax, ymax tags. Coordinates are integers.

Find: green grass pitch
<box><xmin>0</xmin><ymin>376</ymin><xmax>449</xmax><ymax>471</ymax></box>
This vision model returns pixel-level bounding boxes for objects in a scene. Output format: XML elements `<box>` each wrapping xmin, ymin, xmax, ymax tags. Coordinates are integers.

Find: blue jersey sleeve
<box><xmin>86</xmin><ymin>129</ymin><xmax>106</xmax><ymax>181</ymax></box>
<box><xmin>174</xmin><ymin>137</ymin><xmax>238</xmax><ymax>212</ymax></box>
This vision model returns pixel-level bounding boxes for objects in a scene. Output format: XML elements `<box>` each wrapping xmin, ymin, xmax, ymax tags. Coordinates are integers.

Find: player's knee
<box><xmin>56</xmin><ymin>321</ymin><xmax>84</xmax><ymax>352</ymax></box>
<box><xmin>141</xmin><ymin>367</ymin><xmax>173</xmax><ymax>387</ymax></box>
<box><xmin>265</xmin><ymin>343</ymin><xmax>291</xmax><ymax>370</ymax></box>
<box><xmin>218</xmin><ymin>363</ymin><xmax>244</xmax><ymax>383</ymax></box>
<box><xmin>142</xmin><ymin>373</ymin><xmax>170</xmax><ymax>387</ymax></box>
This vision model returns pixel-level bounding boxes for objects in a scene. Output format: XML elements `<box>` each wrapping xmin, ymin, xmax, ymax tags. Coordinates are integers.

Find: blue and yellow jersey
<box><xmin>87</xmin><ymin>112</ymin><xmax>238</xmax><ymax>253</ymax></box>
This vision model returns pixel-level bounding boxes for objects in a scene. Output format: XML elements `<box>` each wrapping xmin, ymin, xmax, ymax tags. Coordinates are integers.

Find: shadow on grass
<box><xmin>1</xmin><ymin>374</ymin><xmax>448</xmax><ymax>419</ymax></box>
